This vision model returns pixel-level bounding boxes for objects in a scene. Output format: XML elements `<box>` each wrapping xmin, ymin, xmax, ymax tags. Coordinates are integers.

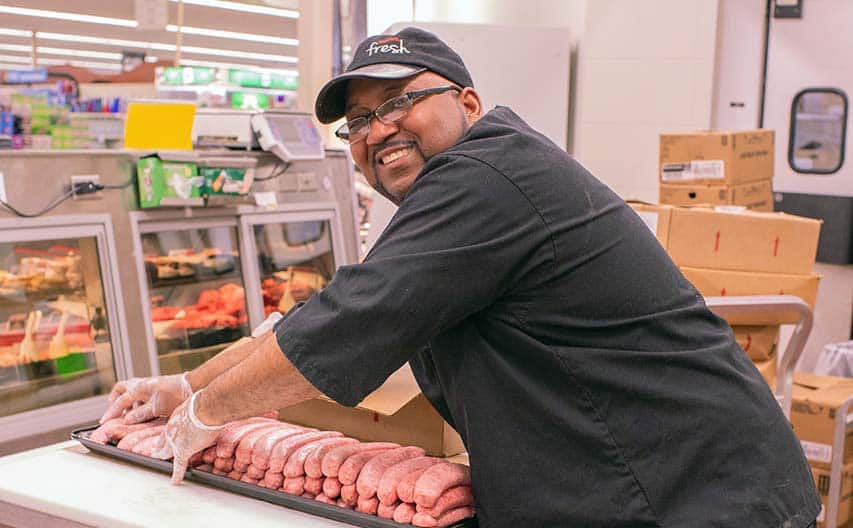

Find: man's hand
<box><xmin>100</xmin><ymin>374</ymin><xmax>193</xmax><ymax>424</ymax></box>
<box><xmin>150</xmin><ymin>390</ymin><xmax>225</xmax><ymax>484</ymax></box>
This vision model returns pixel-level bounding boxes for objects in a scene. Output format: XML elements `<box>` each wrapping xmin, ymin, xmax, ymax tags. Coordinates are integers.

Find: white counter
<box><xmin>0</xmin><ymin>441</ymin><xmax>356</xmax><ymax>528</ymax></box>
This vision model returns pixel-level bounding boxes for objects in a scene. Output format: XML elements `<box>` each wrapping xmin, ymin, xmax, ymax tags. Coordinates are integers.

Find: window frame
<box><xmin>788</xmin><ymin>87</ymin><xmax>849</xmax><ymax>175</ymax></box>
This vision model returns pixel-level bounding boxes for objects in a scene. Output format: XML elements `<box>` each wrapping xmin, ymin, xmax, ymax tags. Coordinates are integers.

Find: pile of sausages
<box><xmin>90</xmin><ymin>417</ymin><xmax>474</xmax><ymax>527</ymax></box>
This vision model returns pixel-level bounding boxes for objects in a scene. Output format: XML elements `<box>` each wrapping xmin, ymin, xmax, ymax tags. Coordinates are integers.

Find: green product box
<box><xmin>200</xmin><ymin>167</ymin><xmax>254</xmax><ymax>196</ymax></box>
<box><xmin>137</xmin><ymin>156</ymin><xmax>204</xmax><ymax>208</ymax></box>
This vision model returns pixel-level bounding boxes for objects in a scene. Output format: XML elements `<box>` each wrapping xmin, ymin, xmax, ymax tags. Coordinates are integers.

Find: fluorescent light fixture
<box><xmin>0</xmin><ymin>55</ymin><xmax>35</xmax><ymax>64</ymax></box>
<box><xmin>0</xmin><ymin>28</ymin><xmax>33</xmax><ymax>38</ymax></box>
<box><xmin>178</xmin><ymin>58</ymin><xmax>297</xmax><ymax>77</ymax></box>
<box><xmin>170</xmin><ymin>0</ymin><xmax>298</xmax><ymax>19</ymax></box>
<box><xmin>145</xmin><ymin>56</ymin><xmax>159</xmax><ymax>63</ymax></box>
<box><xmin>37</xmin><ymin>47</ymin><xmax>122</xmax><ymax>60</ymax></box>
<box><xmin>0</xmin><ymin>44</ymin><xmax>31</xmax><ymax>54</ymax></box>
<box><xmin>166</xmin><ymin>25</ymin><xmax>298</xmax><ymax>47</ymax></box>
<box><xmin>38</xmin><ymin>58</ymin><xmax>122</xmax><ymax>71</ymax></box>
<box><xmin>0</xmin><ymin>6</ymin><xmax>136</xmax><ymax>27</ymax></box>
<box><xmin>36</xmin><ymin>32</ymin><xmax>298</xmax><ymax>64</ymax></box>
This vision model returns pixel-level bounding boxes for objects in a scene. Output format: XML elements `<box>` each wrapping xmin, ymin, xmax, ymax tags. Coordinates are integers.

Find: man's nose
<box><xmin>366</xmin><ymin>118</ymin><xmax>399</xmax><ymax>145</ymax></box>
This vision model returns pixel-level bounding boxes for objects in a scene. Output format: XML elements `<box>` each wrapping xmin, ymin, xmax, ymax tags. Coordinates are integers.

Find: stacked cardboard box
<box><xmin>629</xmin><ymin>203</ymin><xmax>822</xmax><ymax>385</ymax></box>
<box><xmin>791</xmin><ymin>373</ymin><xmax>853</xmax><ymax>526</ymax></box>
<box><xmin>658</xmin><ymin>129</ymin><xmax>774</xmax><ymax>211</ymax></box>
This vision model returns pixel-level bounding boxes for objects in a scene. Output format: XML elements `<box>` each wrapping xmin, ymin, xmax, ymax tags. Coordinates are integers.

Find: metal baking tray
<box><xmin>72</xmin><ymin>425</ymin><xmax>476</xmax><ymax>528</ymax></box>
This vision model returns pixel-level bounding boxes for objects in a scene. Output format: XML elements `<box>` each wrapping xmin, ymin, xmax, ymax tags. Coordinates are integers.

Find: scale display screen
<box><xmin>251</xmin><ymin>113</ymin><xmax>324</xmax><ymax>161</ymax></box>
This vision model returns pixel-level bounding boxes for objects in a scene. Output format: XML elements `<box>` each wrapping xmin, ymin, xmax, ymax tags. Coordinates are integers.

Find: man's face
<box><xmin>344</xmin><ymin>72</ymin><xmax>472</xmax><ymax>205</ymax></box>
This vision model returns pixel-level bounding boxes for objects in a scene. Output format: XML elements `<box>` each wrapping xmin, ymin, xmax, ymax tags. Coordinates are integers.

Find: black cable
<box><xmin>0</xmin><ymin>189</ymin><xmax>74</xmax><ymax>218</ymax></box>
<box><xmin>253</xmin><ymin>160</ymin><xmax>291</xmax><ymax>182</ymax></box>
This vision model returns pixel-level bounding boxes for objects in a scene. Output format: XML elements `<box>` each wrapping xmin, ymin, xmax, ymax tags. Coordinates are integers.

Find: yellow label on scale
<box><xmin>124</xmin><ymin>101</ymin><xmax>196</xmax><ymax>150</ymax></box>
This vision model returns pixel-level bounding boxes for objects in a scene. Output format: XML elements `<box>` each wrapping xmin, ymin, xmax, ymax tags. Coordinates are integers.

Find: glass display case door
<box><xmin>239</xmin><ymin>205</ymin><xmax>348</xmax><ymax>331</ymax></box>
<box><xmin>0</xmin><ymin>215</ymin><xmax>130</xmax><ymax>442</ymax></box>
<box><xmin>132</xmin><ymin>215</ymin><xmax>251</xmax><ymax>376</ymax></box>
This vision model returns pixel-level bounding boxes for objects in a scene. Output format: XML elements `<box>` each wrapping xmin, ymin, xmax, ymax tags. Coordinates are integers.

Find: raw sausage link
<box><xmin>304</xmin><ymin>476</ymin><xmax>324</xmax><ymax>496</ymax></box>
<box><xmin>284</xmin><ymin>437</ymin><xmax>353</xmax><ymax>478</ymax></box>
<box><xmin>397</xmin><ymin>468</ymin><xmax>429</xmax><ymax>504</ymax></box>
<box><xmin>116</xmin><ymin>424</ymin><xmax>164</xmax><ymax>451</ymax></box>
<box><xmin>131</xmin><ymin>434</ymin><xmax>163</xmax><ymax>456</ymax></box>
<box><xmin>268</xmin><ymin>431</ymin><xmax>343</xmax><ymax>473</ymax></box>
<box><xmin>356</xmin><ymin>496</ymin><xmax>379</xmax><ymax>515</ymax></box>
<box><xmin>188</xmin><ymin>450</ymin><xmax>204</xmax><ymax>467</ymax></box>
<box><xmin>393</xmin><ymin>502</ymin><xmax>417</xmax><ymax>524</ymax></box>
<box><xmin>213</xmin><ymin>457</ymin><xmax>234</xmax><ymax>473</ymax></box>
<box><xmin>315</xmin><ymin>493</ymin><xmax>336</xmax><ymax>505</ymax></box>
<box><xmin>414</xmin><ymin>463</ymin><xmax>471</xmax><ymax>508</ymax></box>
<box><xmin>377</xmin><ymin>501</ymin><xmax>399</xmax><ymax>519</ymax></box>
<box><xmin>251</xmin><ymin>427</ymin><xmax>315</xmax><ymax>469</ymax></box>
<box><xmin>233</xmin><ymin>459</ymin><xmax>249</xmax><ymax>472</ymax></box>
<box><xmin>202</xmin><ymin>446</ymin><xmax>218</xmax><ymax>464</ymax></box>
<box><xmin>301</xmin><ymin>492</ymin><xmax>316</xmax><ymax>500</ymax></box>
<box><xmin>377</xmin><ymin>456</ymin><xmax>442</xmax><ymax>505</ymax></box>
<box><xmin>340</xmin><ymin>484</ymin><xmax>358</xmax><ymax>506</ymax></box>
<box><xmin>282</xmin><ymin>476</ymin><xmax>306</xmax><ymax>495</ymax></box>
<box><xmin>321</xmin><ymin>442</ymin><xmax>400</xmax><ymax>478</ymax></box>
<box><xmin>235</xmin><ymin>423</ymin><xmax>302</xmax><ymax>464</ymax></box>
<box><xmin>245</xmin><ymin>464</ymin><xmax>267</xmax><ymax>479</ymax></box>
<box><xmin>416</xmin><ymin>486</ymin><xmax>475</xmax><ymax>518</ymax></box>
<box><xmin>304</xmin><ymin>438</ymin><xmax>359</xmax><ymax>478</ymax></box>
<box><xmin>412</xmin><ymin>506</ymin><xmax>476</xmax><ymax>528</ymax></box>
<box><xmin>338</xmin><ymin>449</ymin><xmax>394</xmax><ymax>485</ymax></box>
<box><xmin>261</xmin><ymin>471</ymin><xmax>284</xmax><ymax>489</ymax></box>
<box><xmin>216</xmin><ymin>420</ymin><xmax>280</xmax><ymax>458</ymax></box>
<box><xmin>239</xmin><ymin>475</ymin><xmax>259</xmax><ymax>485</ymax></box>
<box><xmin>226</xmin><ymin>470</ymin><xmax>244</xmax><ymax>480</ymax></box>
<box><xmin>356</xmin><ymin>446</ymin><xmax>426</xmax><ymax>499</ymax></box>
<box><xmin>322</xmin><ymin>477</ymin><xmax>343</xmax><ymax>499</ymax></box>
<box><xmin>337</xmin><ymin>498</ymin><xmax>354</xmax><ymax>510</ymax></box>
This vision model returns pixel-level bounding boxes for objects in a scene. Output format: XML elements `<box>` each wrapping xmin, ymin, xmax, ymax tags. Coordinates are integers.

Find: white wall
<box><xmin>572</xmin><ymin>0</ymin><xmax>720</xmax><ymax>202</ymax></box>
<box><xmin>711</xmin><ymin>0</ymin><xmax>766</xmax><ymax>130</ymax></box>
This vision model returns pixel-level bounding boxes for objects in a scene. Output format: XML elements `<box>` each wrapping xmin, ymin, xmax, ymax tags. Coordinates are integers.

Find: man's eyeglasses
<box><xmin>335</xmin><ymin>85</ymin><xmax>461</xmax><ymax>145</ymax></box>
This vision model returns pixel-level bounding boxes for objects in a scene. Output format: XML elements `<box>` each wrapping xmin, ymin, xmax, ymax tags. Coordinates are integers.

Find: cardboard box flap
<box><xmin>353</xmin><ymin>364</ymin><xmax>422</xmax><ymax>416</ymax></box>
<box><xmin>793</xmin><ymin>373</ymin><xmax>853</xmax><ymax>407</ymax></box>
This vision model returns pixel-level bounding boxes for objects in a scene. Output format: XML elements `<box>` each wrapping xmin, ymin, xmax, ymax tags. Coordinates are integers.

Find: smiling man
<box><xmin>109</xmin><ymin>27</ymin><xmax>819</xmax><ymax>527</ymax></box>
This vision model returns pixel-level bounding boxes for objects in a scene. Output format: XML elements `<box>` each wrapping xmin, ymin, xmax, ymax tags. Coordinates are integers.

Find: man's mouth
<box><xmin>376</xmin><ymin>146</ymin><xmax>413</xmax><ymax>166</ymax></box>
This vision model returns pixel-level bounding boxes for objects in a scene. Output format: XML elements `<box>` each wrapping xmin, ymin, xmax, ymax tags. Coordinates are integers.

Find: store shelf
<box><xmin>157</xmin><ymin>341</ymin><xmax>229</xmax><ymax>362</ymax></box>
<box><xmin>147</xmin><ymin>270</ymin><xmax>241</xmax><ymax>290</ymax></box>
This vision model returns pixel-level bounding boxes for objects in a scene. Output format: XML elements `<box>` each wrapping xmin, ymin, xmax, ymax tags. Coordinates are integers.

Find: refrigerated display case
<box><xmin>240</xmin><ymin>205</ymin><xmax>349</xmax><ymax>327</ymax></box>
<box><xmin>0</xmin><ymin>215</ymin><xmax>130</xmax><ymax>442</ymax></box>
<box><xmin>132</xmin><ymin>213</ymin><xmax>250</xmax><ymax>375</ymax></box>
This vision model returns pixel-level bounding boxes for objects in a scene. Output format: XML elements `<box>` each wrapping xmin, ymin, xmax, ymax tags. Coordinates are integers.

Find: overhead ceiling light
<box><xmin>0</xmin><ymin>44</ymin><xmax>31</xmax><ymax>54</ymax></box>
<box><xmin>0</xmin><ymin>6</ymin><xmax>136</xmax><ymax>28</ymax></box>
<box><xmin>38</xmin><ymin>47</ymin><xmax>122</xmax><ymax>60</ymax></box>
<box><xmin>178</xmin><ymin>58</ymin><xmax>297</xmax><ymax>77</ymax></box>
<box><xmin>0</xmin><ymin>54</ymin><xmax>35</xmax><ymax>65</ymax></box>
<box><xmin>0</xmin><ymin>28</ymin><xmax>33</xmax><ymax>38</ymax></box>
<box><xmin>36</xmin><ymin>32</ymin><xmax>298</xmax><ymax>64</ymax></box>
<box><xmin>165</xmin><ymin>25</ymin><xmax>297</xmax><ymax>47</ymax></box>
<box><xmin>169</xmin><ymin>0</ymin><xmax>298</xmax><ymax>19</ymax></box>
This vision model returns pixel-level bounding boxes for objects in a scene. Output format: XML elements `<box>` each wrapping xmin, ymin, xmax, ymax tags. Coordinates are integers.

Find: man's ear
<box><xmin>459</xmin><ymin>87</ymin><xmax>483</xmax><ymax>125</ymax></box>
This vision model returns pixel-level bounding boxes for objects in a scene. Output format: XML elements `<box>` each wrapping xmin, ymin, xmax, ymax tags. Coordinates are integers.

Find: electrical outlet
<box><xmin>0</xmin><ymin>171</ymin><xmax>6</xmax><ymax>203</ymax></box>
<box><xmin>71</xmin><ymin>174</ymin><xmax>101</xmax><ymax>200</ymax></box>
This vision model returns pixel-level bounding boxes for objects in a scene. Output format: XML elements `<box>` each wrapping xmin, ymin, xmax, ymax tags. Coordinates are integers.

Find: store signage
<box><xmin>161</xmin><ymin>66</ymin><xmax>215</xmax><ymax>85</ymax></box>
<box><xmin>227</xmin><ymin>69</ymin><xmax>298</xmax><ymax>90</ymax></box>
<box><xmin>5</xmin><ymin>69</ymin><xmax>49</xmax><ymax>84</ymax></box>
<box><xmin>232</xmin><ymin>92</ymin><xmax>270</xmax><ymax>110</ymax></box>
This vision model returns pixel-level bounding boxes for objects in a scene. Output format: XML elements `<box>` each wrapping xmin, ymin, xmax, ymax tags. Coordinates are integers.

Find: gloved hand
<box><xmin>251</xmin><ymin>311</ymin><xmax>282</xmax><ymax>338</ymax></box>
<box><xmin>150</xmin><ymin>389</ymin><xmax>225</xmax><ymax>484</ymax></box>
<box><xmin>100</xmin><ymin>373</ymin><xmax>193</xmax><ymax>424</ymax></box>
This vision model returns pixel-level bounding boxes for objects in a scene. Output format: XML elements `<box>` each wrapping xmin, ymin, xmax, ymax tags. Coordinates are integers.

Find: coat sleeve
<box><xmin>274</xmin><ymin>153</ymin><xmax>551</xmax><ymax>406</ymax></box>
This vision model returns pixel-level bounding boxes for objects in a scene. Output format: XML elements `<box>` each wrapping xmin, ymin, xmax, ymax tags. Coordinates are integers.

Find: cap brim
<box><xmin>314</xmin><ymin>64</ymin><xmax>426</xmax><ymax>124</ymax></box>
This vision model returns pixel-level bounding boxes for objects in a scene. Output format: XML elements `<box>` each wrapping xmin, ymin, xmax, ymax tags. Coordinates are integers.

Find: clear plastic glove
<box><xmin>150</xmin><ymin>390</ymin><xmax>225</xmax><ymax>484</ymax></box>
<box><xmin>100</xmin><ymin>373</ymin><xmax>193</xmax><ymax>424</ymax></box>
<box><xmin>251</xmin><ymin>311</ymin><xmax>282</xmax><ymax>338</ymax></box>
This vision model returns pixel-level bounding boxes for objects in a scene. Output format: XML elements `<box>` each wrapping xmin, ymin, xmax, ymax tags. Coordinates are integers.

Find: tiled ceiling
<box><xmin>0</xmin><ymin>0</ymin><xmax>300</xmax><ymax>74</ymax></box>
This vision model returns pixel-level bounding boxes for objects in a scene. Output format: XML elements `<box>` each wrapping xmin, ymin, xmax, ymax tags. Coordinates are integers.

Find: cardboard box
<box><xmin>732</xmin><ymin>325</ymin><xmax>779</xmax><ymax>362</ymax></box>
<box><xmin>814</xmin><ymin>462</ymin><xmax>853</xmax><ymax>527</ymax></box>
<box><xmin>681</xmin><ymin>267</ymin><xmax>821</xmax><ymax>324</ymax></box>
<box><xmin>665</xmin><ymin>207</ymin><xmax>821</xmax><ymax>274</ymax></box>
<box><xmin>659</xmin><ymin>179</ymin><xmax>773</xmax><ymax>211</ymax></box>
<box><xmin>627</xmin><ymin>201</ymin><xmax>672</xmax><ymax>248</ymax></box>
<box><xmin>276</xmin><ymin>365</ymin><xmax>464</xmax><ymax>457</ymax></box>
<box><xmin>659</xmin><ymin>129</ymin><xmax>774</xmax><ymax>185</ymax></box>
<box><xmin>753</xmin><ymin>356</ymin><xmax>777</xmax><ymax>389</ymax></box>
<box><xmin>791</xmin><ymin>373</ymin><xmax>853</xmax><ymax>468</ymax></box>
<box><xmin>136</xmin><ymin>156</ymin><xmax>204</xmax><ymax>208</ymax></box>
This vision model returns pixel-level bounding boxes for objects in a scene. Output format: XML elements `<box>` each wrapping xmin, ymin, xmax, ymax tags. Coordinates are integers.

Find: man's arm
<box><xmin>184</xmin><ymin>336</ymin><xmax>256</xmax><ymax>391</ymax></box>
<box><xmin>192</xmin><ymin>331</ymin><xmax>320</xmax><ymax>426</ymax></box>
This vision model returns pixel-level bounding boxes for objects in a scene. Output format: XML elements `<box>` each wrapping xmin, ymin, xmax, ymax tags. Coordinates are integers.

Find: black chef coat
<box><xmin>275</xmin><ymin>106</ymin><xmax>820</xmax><ymax>527</ymax></box>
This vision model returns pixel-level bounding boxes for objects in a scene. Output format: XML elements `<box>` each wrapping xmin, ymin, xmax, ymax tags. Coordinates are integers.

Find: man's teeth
<box><xmin>381</xmin><ymin>148</ymin><xmax>410</xmax><ymax>165</ymax></box>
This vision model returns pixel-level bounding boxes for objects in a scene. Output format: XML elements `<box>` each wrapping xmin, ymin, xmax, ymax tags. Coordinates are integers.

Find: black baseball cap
<box><xmin>314</xmin><ymin>26</ymin><xmax>474</xmax><ymax>124</ymax></box>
